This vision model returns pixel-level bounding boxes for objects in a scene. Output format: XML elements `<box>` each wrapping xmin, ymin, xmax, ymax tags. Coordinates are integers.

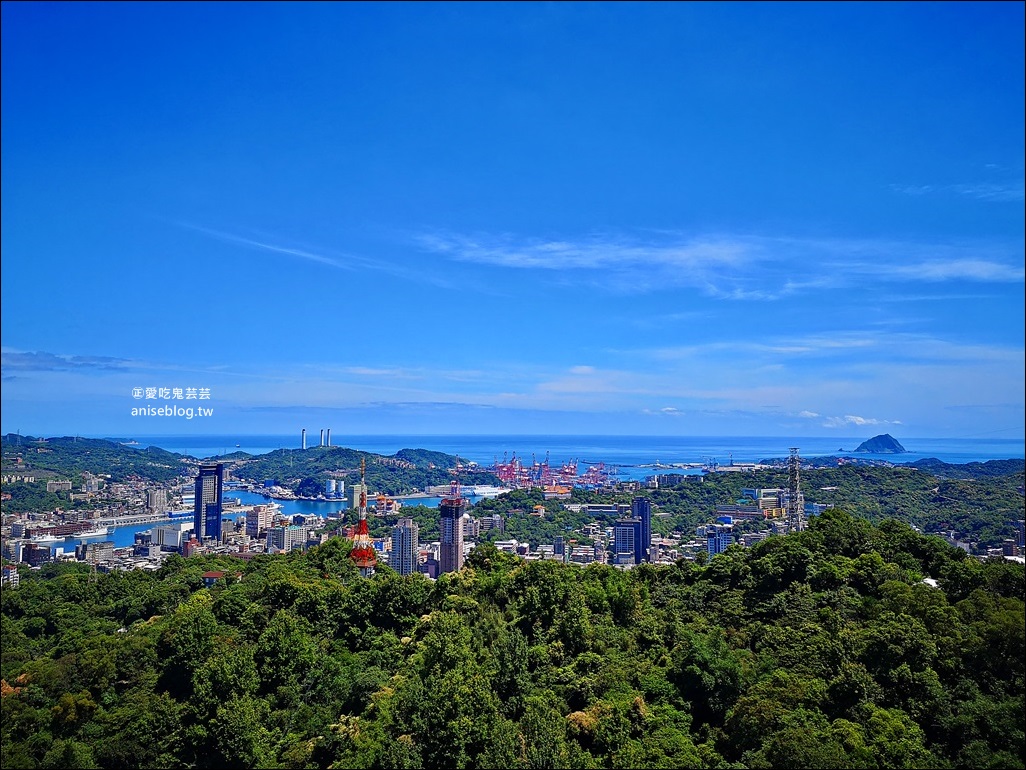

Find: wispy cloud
<box><xmin>642</xmin><ymin>333</ymin><xmax>882</xmax><ymax>362</ymax></box>
<box><xmin>417</xmin><ymin>230</ymin><xmax>1024</xmax><ymax>297</ymax></box>
<box><xmin>850</xmin><ymin>258</ymin><xmax>1024</xmax><ymax>282</ymax></box>
<box><xmin>818</xmin><ymin>414</ymin><xmax>903</xmax><ymax>429</ymax></box>
<box><xmin>0</xmin><ymin>349</ymin><xmax>132</xmax><ymax>372</ymax></box>
<box><xmin>342</xmin><ymin>366</ymin><xmax>423</xmax><ymax>379</ymax></box>
<box><xmin>180</xmin><ymin>223</ymin><xmax>469</xmax><ymax>290</ymax></box>
<box><xmin>417</xmin><ymin>232</ymin><xmax>751</xmax><ymax>271</ymax></box>
<box><xmin>890</xmin><ymin>182</ymin><xmax>1025</xmax><ymax>202</ymax></box>
<box><xmin>417</xmin><ymin>231</ymin><xmax>779</xmax><ymax>296</ymax></box>
<box><xmin>243</xmin><ymin>401</ymin><xmax>500</xmax><ymax>414</ymax></box>
<box><xmin>181</xmin><ymin>224</ymin><xmax>355</xmax><ymax>269</ymax></box>
<box><xmin>877</xmin><ymin>292</ymin><xmax>996</xmax><ymax>302</ymax></box>
<box><xmin>640</xmin><ymin>331</ymin><xmax>1022</xmax><ymax>368</ymax></box>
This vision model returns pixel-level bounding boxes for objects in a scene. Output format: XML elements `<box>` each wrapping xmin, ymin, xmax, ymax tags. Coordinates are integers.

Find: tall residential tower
<box><xmin>632</xmin><ymin>496</ymin><xmax>652</xmax><ymax>563</ymax></box>
<box><xmin>389</xmin><ymin>518</ymin><xmax>420</xmax><ymax>576</ymax></box>
<box><xmin>193</xmin><ymin>463</ymin><xmax>224</xmax><ymax>542</ymax></box>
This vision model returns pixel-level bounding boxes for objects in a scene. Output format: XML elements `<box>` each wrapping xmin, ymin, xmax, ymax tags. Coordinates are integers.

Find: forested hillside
<box><xmin>500</xmin><ymin>465</ymin><xmax>1022</xmax><ymax>552</ymax></box>
<box><xmin>1</xmin><ymin>435</ymin><xmax>188</xmax><ymax>483</ymax></box>
<box><xmin>2</xmin><ymin>509</ymin><xmax>1023</xmax><ymax>769</ymax></box>
<box><xmin>230</xmin><ymin>446</ymin><xmax>499</xmax><ymax>496</ymax></box>
<box><xmin>0</xmin><ymin>435</ymin><xmax>499</xmax><ymax>500</ymax></box>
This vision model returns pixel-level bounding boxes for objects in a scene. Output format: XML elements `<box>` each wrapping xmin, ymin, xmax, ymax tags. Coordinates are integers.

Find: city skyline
<box><xmin>2</xmin><ymin>3</ymin><xmax>1023</xmax><ymax>440</ymax></box>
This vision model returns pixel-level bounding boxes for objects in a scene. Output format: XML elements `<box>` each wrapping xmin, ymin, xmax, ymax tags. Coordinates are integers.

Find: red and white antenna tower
<box><xmin>350</xmin><ymin>457</ymin><xmax>377</xmax><ymax>577</ymax></box>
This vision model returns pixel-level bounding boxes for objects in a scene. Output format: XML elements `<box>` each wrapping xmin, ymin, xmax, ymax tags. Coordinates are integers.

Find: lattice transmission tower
<box><xmin>786</xmin><ymin>447</ymin><xmax>805</xmax><ymax>534</ymax></box>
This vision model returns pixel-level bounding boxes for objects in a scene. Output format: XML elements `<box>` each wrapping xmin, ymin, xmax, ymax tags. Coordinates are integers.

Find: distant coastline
<box><xmin>74</xmin><ymin>433</ymin><xmax>1025</xmax><ymax>480</ymax></box>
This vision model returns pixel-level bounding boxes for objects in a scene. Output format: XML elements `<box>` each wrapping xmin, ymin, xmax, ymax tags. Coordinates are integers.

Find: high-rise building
<box><xmin>193</xmin><ymin>463</ymin><xmax>224</xmax><ymax>542</ymax></box>
<box><xmin>267</xmin><ymin>524</ymin><xmax>307</xmax><ymax>553</ymax></box>
<box><xmin>347</xmin><ymin>483</ymin><xmax>367</xmax><ymax>511</ymax></box>
<box><xmin>389</xmin><ymin>518</ymin><xmax>420</xmax><ymax>576</ymax></box>
<box><xmin>439</xmin><ymin>482</ymin><xmax>466</xmax><ymax>574</ymax></box>
<box><xmin>246</xmin><ymin>505</ymin><xmax>274</xmax><ymax>539</ymax></box>
<box><xmin>706</xmin><ymin>523</ymin><xmax>733</xmax><ymax>556</ymax></box>
<box><xmin>553</xmin><ymin>535</ymin><xmax>565</xmax><ymax>556</ymax></box>
<box><xmin>632</xmin><ymin>496</ymin><xmax>652</xmax><ymax>563</ymax></box>
<box><xmin>613</xmin><ymin>518</ymin><xmax>642</xmax><ymax>565</ymax></box>
<box><xmin>146</xmin><ymin>488</ymin><xmax>167</xmax><ymax>515</ymax></box>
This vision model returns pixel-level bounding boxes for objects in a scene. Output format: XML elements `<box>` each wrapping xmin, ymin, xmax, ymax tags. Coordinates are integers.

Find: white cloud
<box><xmin>638</xmin><ymin>331</ymin><xmax>1021</xmax><ymax>367</ymax></box>
<box><xmin>891</xmin><ymin>181</ymin><xmax>1025</xmax><ymax>202</ymax></box>
<box><xmin>417</xmin><ymin>230</ymin><xmax>1025</xmax><ymax>297</ymax></box>
<box><xmin>869</xmin><ymin>259</ymin><xmax>1024</xmax><ymax>283</ymax></box>
<box><xmin>820</xmin><ymin>414</ymin><xmax>903</xmax><ymax>428</ymax></box>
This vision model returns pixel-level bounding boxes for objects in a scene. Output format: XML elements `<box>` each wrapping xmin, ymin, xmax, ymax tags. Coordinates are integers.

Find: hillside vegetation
<box><xmin>1</xmin><ymin>435</ymin><xmax>188</xmax><ymax>483</ymax></box>
<box><xmin>230</xmin><ymin>446</ymin><xmax>499</xmax><ymax>496</ymax></box>
<box><xmin>1</xmin><ymin>435</ymin><xmax>498</xmax><ymax>501</ymax></box>
<box><xmin>2</xmin><ymin>510</ymin><xmax>1023</xmax><ymax>769</ymax></box>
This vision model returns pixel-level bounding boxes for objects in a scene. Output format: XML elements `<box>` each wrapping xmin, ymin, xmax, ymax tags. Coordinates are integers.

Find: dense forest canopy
<box><xmin>2</xmin><ymin>509</ymin><xmax>1023</xmax><ymax>769</ymax></box>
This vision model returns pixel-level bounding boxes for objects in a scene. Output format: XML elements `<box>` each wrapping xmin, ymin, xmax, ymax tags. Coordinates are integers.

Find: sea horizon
<box><xmin>55</xmin><ymin>432</ymin><xmax>1026</xmax><ymax>469</ymax></box>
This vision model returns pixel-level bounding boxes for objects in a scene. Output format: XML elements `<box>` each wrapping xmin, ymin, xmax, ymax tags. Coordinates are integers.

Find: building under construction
<box><xmin>439</xmin><ymin>479</ymin><xmax>466</xmax><ymax>574</ymax></box>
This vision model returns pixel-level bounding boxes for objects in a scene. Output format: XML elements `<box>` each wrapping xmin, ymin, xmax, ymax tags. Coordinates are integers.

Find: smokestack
<box><xmin>326</xmin><ymin>428</ymin><xmax>331</xmax><ymax>447</ymax></box>
<box><xmin>301</xmin><ymin>429</ymin><xmax>306</xmax><ymax>450</ymax></box>
<box><xmin>319</xmin><ymin>429</ymin><xmax>324</xmax><ymax>447</ymax></box>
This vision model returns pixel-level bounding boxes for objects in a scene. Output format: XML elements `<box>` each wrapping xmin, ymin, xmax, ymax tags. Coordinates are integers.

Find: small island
<box><xmin>853</xmin><ymin>433</ymin><xmax>906</xmax><ymax>453</ymax></box>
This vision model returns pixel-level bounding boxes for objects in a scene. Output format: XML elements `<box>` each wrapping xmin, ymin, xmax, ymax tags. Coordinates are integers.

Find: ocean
<box><xmin>119</xmin><ymin>433</ymin><xmax>1025</xmax><ymax>469</ymax></box>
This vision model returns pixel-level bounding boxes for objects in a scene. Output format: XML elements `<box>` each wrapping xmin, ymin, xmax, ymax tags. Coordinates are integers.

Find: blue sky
<box><xmin>2</xmin><ymin>1</ymin><xmax>1023</xmax><ymax>440</ymax></box>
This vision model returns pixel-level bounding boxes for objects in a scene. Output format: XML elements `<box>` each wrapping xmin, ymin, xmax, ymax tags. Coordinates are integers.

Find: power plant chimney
<box><xmin>301</xmin><ymin>429</ymin><xmax>307</xmax><ymax>450</ymax></box>
<box><xmin>319</xmin><ymin>429</ymin><xmax>324</xmax><ymax>447</ymax></box>
<box><xmin>326</xmin><ymin>428</ymin><xmax>331</xmax><ymax>447</ymax></box>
